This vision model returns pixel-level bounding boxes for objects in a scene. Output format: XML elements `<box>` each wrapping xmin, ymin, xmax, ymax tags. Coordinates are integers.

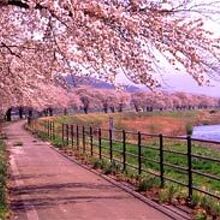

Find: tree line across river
<box><xmin>3</xmin><ymin>87</ymin><xmax>220</xmax><ymax>121</ymax></box>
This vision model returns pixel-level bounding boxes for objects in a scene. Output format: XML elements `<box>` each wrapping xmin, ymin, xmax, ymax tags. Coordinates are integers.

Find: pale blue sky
<box><xmin>116</xmin><ymin>0</ymin><xmax>220</xmax><ymax>97</ymax></box>
<box><xmin>117</xmin><ymin>72</ymin><xmax>220</xmax><ymax>97</ymax></box>
<box><xmin>160</xmin><ymin>73</ymin><xmax>220</xmax><ymax>97</ymax></box>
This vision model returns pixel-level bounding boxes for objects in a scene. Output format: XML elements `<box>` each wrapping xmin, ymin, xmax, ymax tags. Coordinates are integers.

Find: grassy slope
<box><xmin>68</xmin><ymin>130</ymin><xmax>220</xmax><ymax>195</ymax></box>
<box><xmin>40</xmin><ymin>109</ymin><xmax>220</xmax><ymax>196</ymax></box>
<box><xmin>0</xmin><ymin>139</ymin><xmax>7</xmax><ymax>219</ymax></box>
<box><xmin>53</xmin><ymin>109</ymin><xmax>220</xmax><ymax>136</ymax></box>
<box><xmin>36</xmin><ymin>110</ymin><xmax>220</xmax><ymax>197</ymax></box>
<box><xmin>34</xmin><ymin>111</ymin><xmax>220</xmax><ymax>218</ymax></box>
<box><xmin>35</xmin><ymin>118</ymin><xmax>220</xmax><ymax>195</ymax></box>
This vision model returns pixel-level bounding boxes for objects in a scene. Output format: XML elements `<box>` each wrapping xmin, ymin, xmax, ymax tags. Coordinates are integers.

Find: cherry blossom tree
<box><xmin>170</xmin><ymin>94</ymin><xmax>183</xmax><ymax>110</ymax></box>
<box><xmin>116</xmin><ymin>91</ymin><xmax>131</xmax><ymax>112</ymax></box>
<box><xmin>130</xmin><ymin>90</ymin><xmax>219</xmax><ymax>112</ymax></box>
<box><xmin>131</xmin><ymin>92</ymin><xmax>152</xmax><ymax>112</ymax></box>
<box><xmin>74</xmin><ymin>87</ymin><xmax>102</xmax><ymax>113</ymax></box>
<box><xmin>130</xmin><ymin>92</ymin><xmax>142</xmax><ymax>111</ymax></box>
<box><xmin>1</xmin><ymin>0</ymin><xmax>220</xmax><ymax>113</ymax></box>
<box><xmin>67</xmin><ymin>91</ymin><xmax>81</xmax><ymax>113</ymax></box>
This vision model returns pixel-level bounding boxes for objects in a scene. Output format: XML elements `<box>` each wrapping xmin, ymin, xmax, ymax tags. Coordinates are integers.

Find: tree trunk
<box><xmin>48</xmin><ymin>108</ymin><xmax>53</xmax><ymax>116</ymax></box>
<box><xmin>6</xmin><ymin>108</ymin><xmax>12</xmax><ymax>121</ymax></box>
<box><xmin>43</xmin><ymin>109</ymin><xmax>48</xmax><ymax>116</ymax></box>
<box><xmin>110</xmin><ymin>106</ymin><xmax>115</xmax><ymax>113</ymax></box>
<box><xmin>103</xmin><ymin>108</ymin><xmax>108</xmax><ymax>113</ymax></box>
<box><xmin>28</xmin><ymin>109</ymin><xmax>33</xmax><ymax>118</ymax></box>
<box><xmin>118</xmin><ymin>104</ymin><xmax>123</xmax><ymax>112</ymax></box>
<box><xmin>64</xmin><ymin>108</ymin><xmax>68</xmax><ymax>115</ymax></box>
<box><xmin>103</xmin><ymin>104</ymin><xmax>108</xmax><ymax>113</ymax></box>
<box><xmin>19</xmin><ymin>107</ymin><xmax>23</xmax><ymax>119</ymax></box>
<box><xmin>134</xmin><ymin>105</ymin><xmax>139</xmax><ymax>112</ymax></box>
<box><xmin>84</xmin><ymin>107</ymin><xmax>88</xmax><ymax>114</ymax></box>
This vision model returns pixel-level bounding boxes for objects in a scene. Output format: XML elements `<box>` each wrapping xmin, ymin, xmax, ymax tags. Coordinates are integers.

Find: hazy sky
<box><xmin>162</xmin><ymin>3</ymin><xmax>220</xmax><ymax>97</ymax></box>
<box><xmin>117</xmin><ymin>0</ymin><xmax>220</xmax><ymax>97</ymax></box>
<box><xmin>117</xmin><ymin>72</ymin><xmax>220</xmax><ymax>97</ymax></box>
<box><xmin>160</xmin><ymin>73</ymin><xmax>220</xmax><ymax>97</ymax></box>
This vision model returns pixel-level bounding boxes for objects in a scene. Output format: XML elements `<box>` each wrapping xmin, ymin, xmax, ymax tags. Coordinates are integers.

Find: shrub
<box><xmin>137</xmin><ymin>175</ymin><xmax>160</xmax><ymax>192</ymax></box>
<box><xmin>13</xmin><ymin>141</ymin><xmax>23</xmax><ymax>147</ymax></box>
<box><xmin>37</xmin><ymin>131</ymin><xmax>49</xmax><ymax>141</ymax></box>
<box><xmin>193</xmin><ymin>210</ymin><xmax>207</xmax><ymax>220</ymax></box>
<box><xmin>91</xmin><ymin>159</ymin><xmax>103</xmax><ymax>169</ymax></box>
<box><xmin>0</xmin><ymin>134</ymin><xmax>7</xmax><ymax>140</ymax></box>
<box><xmin>210</xmin><ymin>202</ymin><xmax>220</xmax><ymax>218</ymax></box>
<box><xmin>51</xmin><ymin>138</ymin><xmax>63</xmax><ymax>148</ymax></box>
<box><xmin>103</xmin><ymin>160</ymin><xmax>121</xmax><ymax>175</ymax></box>
<box><xmin>186</xmin><ymin>123</ymin><xmax>193</xmax><ymax>135</ymax></box>
<box><xmin>209</xmin><ymin>110</ymin><xmax>216</xmax><ymax>114</ymax></box>
<box><xmin>202</xmin><ymin>121</ymin><xmax>209</xmax><ymax>126</ymax></box>
<box><xmin>159</xmin><ymin>185</ymin><xmax>179</xmax><ymax>204</ymax></box>
<box><xmin>191</xmin><ymin>193</ymin><xmax>202</xmax><ymax>208</ymax></box>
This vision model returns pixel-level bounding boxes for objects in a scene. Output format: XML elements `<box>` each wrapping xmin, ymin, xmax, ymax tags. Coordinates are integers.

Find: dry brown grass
<box><xmin>119</xmin><ymin>116</ymin><xmax>185</xmax><ymax>135</ymax></box>
<box><xmin>48</xmin><ymin>109</ymin><xmax>220</xmax><ymax>136</ymax></box>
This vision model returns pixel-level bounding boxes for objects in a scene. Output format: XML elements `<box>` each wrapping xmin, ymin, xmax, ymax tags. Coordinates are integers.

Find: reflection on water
<box><xmin>192</xmin><ymin>125</ymin><xmax>220</xmax><ymax>141</ymax></box>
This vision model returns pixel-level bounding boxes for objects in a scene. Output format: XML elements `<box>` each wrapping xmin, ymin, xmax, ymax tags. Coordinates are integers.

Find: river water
<box><xmin>192</xmin><ymin>125</ymin><xmax>220</xmax><ymax>142</ymax></box>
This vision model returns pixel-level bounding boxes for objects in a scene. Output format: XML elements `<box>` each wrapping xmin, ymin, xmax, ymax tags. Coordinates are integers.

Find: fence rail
<box><xmin>30</xmin><ymin>119</ymin><xmax>220</xmax><ymax>201</ymax></box>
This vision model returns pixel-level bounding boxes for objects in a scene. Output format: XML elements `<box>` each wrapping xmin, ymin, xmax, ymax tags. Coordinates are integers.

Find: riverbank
<box><xmin>52</xmin><ymin>109</ymin><xmax>220</xmax><ymax>136</ymax></box>
<box><xmin>31</xmin><ymin>114</ymin><xmax>220</xmax><ymax>219</ymax></box>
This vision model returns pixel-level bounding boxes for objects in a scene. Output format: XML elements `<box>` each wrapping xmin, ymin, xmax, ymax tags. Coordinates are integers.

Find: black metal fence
<box><xmin>31</xmin><ymin>120</ymin><xmax>220</xmax><ymax>201</ymax></box>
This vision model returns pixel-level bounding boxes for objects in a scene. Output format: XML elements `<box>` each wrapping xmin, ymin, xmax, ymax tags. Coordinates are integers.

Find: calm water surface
<box><xmin>192</xmin><ymin>125</ymin><xmax>220</xmax><ymax>142</ymax></box>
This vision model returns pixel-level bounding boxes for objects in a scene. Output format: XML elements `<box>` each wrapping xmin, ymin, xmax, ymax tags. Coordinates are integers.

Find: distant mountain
<box><xmin>123</xmin><ymin>84</ymin><xmax>141</xmax><ymax>93</ymax></box>
<box><xmin>64</xmin><ymin>75</ymin><xmax>140</xmax><ymax>92</ymax></box>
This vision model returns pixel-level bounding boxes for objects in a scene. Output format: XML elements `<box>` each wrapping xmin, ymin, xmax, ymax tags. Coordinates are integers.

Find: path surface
<box><xmin>5</xmin><ymin>121</ymin><xmax>176</xmax><ymax>220</ymax></box>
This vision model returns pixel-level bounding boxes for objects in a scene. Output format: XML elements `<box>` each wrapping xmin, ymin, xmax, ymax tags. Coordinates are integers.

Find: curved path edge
<box><xmin>5</xmin><ymin>121</ymin><xmax>190</xmax><ymax>220</ymax></box>
<box><xmin>51</xmin><ymin>145</ymin><xmax>191</xmax><ymax>220</ymax></box>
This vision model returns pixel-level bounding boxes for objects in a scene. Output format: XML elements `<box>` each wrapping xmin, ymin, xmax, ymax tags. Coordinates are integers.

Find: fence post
<box><xmin>76</xmin><ymin>125</ymin><xmax>79</xmax><ymax>150</ymax></box>
<box><xmin>44</xmin><ymin>121</ymin><xmax>47</xmax><ymax>134</ymax></box>
<box><xmin>71</xmin><ymin>125</ymin><xmax>74</xmax><ymax>148</ymax></box>
<box><xmin>47</xmin><ymin>121</ymin><xmax>50</xmax><ymax>138</ymax></box>
<box><xmin>138</xmin><ymin>131</ymin><xmax>142</xmax><ymax>175</ymax></box>
<box><xmin>98</xmin><ymin>128</ymin><xmax>102</xmax><ymax>159</ymax></box>
<box><xmin>62</xmin><ymin>124</ymin><xmax>64</xmax><ymax>144</ymax></box>
<box><xmin>66</xmin><ymin>124</ymin><xmax>69</xmax><ymax>146</ymax></box>
<box><xmin>49</xmin><ymin>121</ymin><xmax>53</xmax><ymax>139</ymax></box>
<box><xmin>109</xmin><ymin>129</ymin><xmax>113</xmax><ymax>161</ymax></box>
<box><xmin>53</xmin><ymin>122</ymin><xmax>55</xmax><ymax>140</ymax></box>
<box><xmin>90</xmin><ymin>126</ymin><xmax>93</xmax><ymax>156</ymax></box>
<box><xmin>187</xmin><ymin>136</ymin><xmax>193</xmax><ymax>202</ymax></box>
<box><xmin>82</xmin><ymin>126</ymin><xmax>85</xmax><ymax>153</ymax></box>
<box><xmin>49</xmin><ymin>121</ymin><xmax>52</xmax><ymax>139</ymax></box>
<box><xmin>122</xmin><ymin>130</ymin><xmax>126</xmax><ymax>171</ymax></box>
<box><xmin>159</xmin><ymin>134</ymin><xmax>164</xmax><ymax>188</ymax></box>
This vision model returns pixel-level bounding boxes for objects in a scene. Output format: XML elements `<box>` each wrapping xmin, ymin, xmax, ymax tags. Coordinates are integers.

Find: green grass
<box><xmin>97</xmin><ymin>139</ymin><xmax>220</xmax><ymax>193</ymax></box>
<box><xmin>35</xmin><ymin>122</ymin><xmax>220</xmax><ymax>197</ymax></box>
<box><xmin>0</xmin><ymin>139</ymin><xmax>8</xmax><ymax>219</ymax></box>
<box><xmin>30</xmin><ymin>118</ymin><xmax>220</xmax><ymax>217</ymax></box>
<box><xmin>30</xmin><ymin>117</ymin><xmax>220</xmax><ymax>218</ymax></box>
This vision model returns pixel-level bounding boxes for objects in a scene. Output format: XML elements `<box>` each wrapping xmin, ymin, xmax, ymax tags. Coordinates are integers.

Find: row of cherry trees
<box><xmin>1</xmin><ymin>0</ymin><xmax>220</xmax><ymax>118</ymax></box>
<box><xmin>40</xmin><ymin>87</ymin><xmax>220</xmax><ymax>115</ymax></box>
<box><xmin>1</xmin><ymin>85</ymin><xmax>219</xmax><ymax>120</ymax></box>
<box><xmin>131</xmin><ymin>91</ymin><xmax>219</xmax><ymax>112</ymax></box>
<box><xmin>2</xmin><ymin>87</ymin><xmax>220</xmax><ymax>121</ymax></box>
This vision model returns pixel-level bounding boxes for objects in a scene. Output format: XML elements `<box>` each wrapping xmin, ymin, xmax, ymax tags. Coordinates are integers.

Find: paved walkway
<box><xmin>5</xmin><ymin>121</ymin><xmax>177</xmax><ymax>220</ymax></box>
